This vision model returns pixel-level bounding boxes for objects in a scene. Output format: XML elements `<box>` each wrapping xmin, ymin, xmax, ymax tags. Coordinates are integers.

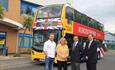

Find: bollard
<box><xmin>5</xmin><ymin>47</ymin><xmax>8</xmax><ymax>56</ymax></box>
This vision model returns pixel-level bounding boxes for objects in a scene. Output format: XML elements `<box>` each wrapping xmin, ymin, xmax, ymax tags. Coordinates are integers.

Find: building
<box><xmin>0</xmin><ymin>0</ymin><xmax>41</xmax><ymax>55</ymax></box>
<box><xmin>104</xmin><ymin>31</ymin><xmax>115</xmax><ymax>45</ymax></box>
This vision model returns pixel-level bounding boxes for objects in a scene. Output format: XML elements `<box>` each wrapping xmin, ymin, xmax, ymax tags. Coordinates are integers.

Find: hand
<box><xmin>44</xmin><ymin>51</ymin><xmax>47</xmax><ymax>58</ymax></box>
<box><xmin>86</xmin><ymin>56</ymin><xmax>88</xmax><ymax>59</ymax></box>
<box><xmin>68</xmin><ymin>56</ymin><xmax>70</xmax><ymax>59</ymax></box>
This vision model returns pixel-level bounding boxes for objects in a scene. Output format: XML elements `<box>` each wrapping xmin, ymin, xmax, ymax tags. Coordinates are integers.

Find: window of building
<box><xmin>107</xmin><ymin>40</ymin><xmax>109</xmax><ymax>43</ymax></box>
<box><xmin>0</xmin><ymin>0</ymin><xmax>8</xmax><ymax>11</ymax></box>
<box><xmin>18</xmin><ymin>34</ymin><xmax>32</xmax><ymax>48</ymax></box>
<box><xmin>20</xmin><ymin>1</ymin><xmax>41</xmax><ymax>16</ymax></box>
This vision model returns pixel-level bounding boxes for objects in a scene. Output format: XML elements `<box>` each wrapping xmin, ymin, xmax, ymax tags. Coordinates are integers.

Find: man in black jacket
<box><xmin>85</xmin><ymin>34</ymin><xmax>98</xmax><ymax>70</ymax></box>
<box><xmin>70</xmin><ymin>36</ymin><xmax>83</xmax><ymax>70</ymax></box>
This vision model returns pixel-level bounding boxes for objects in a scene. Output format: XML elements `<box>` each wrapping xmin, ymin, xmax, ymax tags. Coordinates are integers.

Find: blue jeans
<box><xmin>44</xmin><ymin>57</ymin><xmax>54</xmax><ymax>70</ymax></box>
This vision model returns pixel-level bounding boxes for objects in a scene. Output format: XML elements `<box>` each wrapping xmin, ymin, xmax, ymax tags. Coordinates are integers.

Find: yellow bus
<box><xmin>31</xmin><ymin>4</ymin><xmax>104</xmax><ymax>63</ymax></box>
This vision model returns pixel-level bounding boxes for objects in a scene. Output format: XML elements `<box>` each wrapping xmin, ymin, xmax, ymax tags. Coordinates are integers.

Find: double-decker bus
<box><xmin>31</xmin><ymin>4</ymin><xmax>104</xmax><ymax>63</ymax></box>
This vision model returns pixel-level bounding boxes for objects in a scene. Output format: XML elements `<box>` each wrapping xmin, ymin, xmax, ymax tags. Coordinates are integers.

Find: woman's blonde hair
<box><xmin>58</xmin><ymin>37</ymin><xmax>67</xmax><ymax>45</ymax></box>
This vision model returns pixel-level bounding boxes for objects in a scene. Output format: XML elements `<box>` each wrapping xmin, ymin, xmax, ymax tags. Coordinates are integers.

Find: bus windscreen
<box><xmin>37</xmin><ymin>5</ymin><xmax>63</xmax><ymax>18</ymax></box>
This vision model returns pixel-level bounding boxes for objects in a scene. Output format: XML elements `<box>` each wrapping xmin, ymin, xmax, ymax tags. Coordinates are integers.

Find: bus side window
<box><xmin>74</xmin><ymin>10</ymin><xmax>83</xmax><ymax>24</ymax></box>
<box><xmin>66</xmin><ymin>6</ymin><xmax>74</xmax><ymax>20</ymax></box>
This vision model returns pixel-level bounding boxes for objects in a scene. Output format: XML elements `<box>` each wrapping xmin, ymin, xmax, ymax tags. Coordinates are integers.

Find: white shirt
<box><xmin>88</xmin><ymin>40</ymin><xmax>93</xmax><ymax>48</ymax></box>
<box><xmin>43</xmin><ymin>40</ymin><xmax>56</xmax><ymax>58</ymax></box>
<box><xmin>74</xmin><ymin>41</ymin><xmax>78</xmax><ymax>46</ymax></box>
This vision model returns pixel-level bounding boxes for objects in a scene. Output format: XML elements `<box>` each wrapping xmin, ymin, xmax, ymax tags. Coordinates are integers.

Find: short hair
<box><xmin>88</xmin><ymin>33</ymin><xmax>94</xmax><ymax>37</ymax></box>
<box><xmin>49</xmin><ymin>33</ymin><xmax>54</xmax><ymax>36</ymax></box>
<box><xmin>58</xmin><ymin>37</ymin><xmax>67</xmax><ymax>44</ymax></box>
<box><xmin>73</xmin><ymin>35</ymin><xmax>79</xmax><ymax>39</ymax></box>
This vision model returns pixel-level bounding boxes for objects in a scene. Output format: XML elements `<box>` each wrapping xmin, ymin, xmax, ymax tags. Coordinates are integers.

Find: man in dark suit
<box><xmin>70</xmin><ymin>36</ymin><xmax>83</xmax><ymax>70</ymax></box>
<box><xmin>85</xmin><ymin>34</ymin><xmax>98</xmax><ymax>70</ymax></box>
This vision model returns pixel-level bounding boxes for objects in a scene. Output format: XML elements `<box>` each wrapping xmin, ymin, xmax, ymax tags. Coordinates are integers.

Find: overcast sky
<box><xmin>26</xmin><ymin>0</ymin><xmax>115</xmax><ymax>33</ymax></box>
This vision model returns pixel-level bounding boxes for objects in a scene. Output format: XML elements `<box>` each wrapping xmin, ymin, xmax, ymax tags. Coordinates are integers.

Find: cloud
<box><xmin>104</xmin><ymin>20</ymin><xmax>115</xmax><ymax>33</ymax></box>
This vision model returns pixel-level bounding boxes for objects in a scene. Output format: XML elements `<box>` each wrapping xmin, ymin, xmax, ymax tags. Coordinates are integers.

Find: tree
<box><xmin>23</xmin><ymin>15</ymin><xmax>33</xmax><ymax>34</ymax></box>
<box><xmin>0</xmin><ymin>4</ymin><xmax>4</xmax><ymax>19</ymax></box>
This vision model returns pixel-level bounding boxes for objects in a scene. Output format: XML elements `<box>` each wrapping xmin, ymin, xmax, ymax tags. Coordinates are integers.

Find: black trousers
<box><xmin>71</xmin><ymin>62</ymin><xmax>80</xmax><ymax>70</ymax></box>
<box><xmin>57</xmin><ymin>60</ymin><xmax>67</xmax><ymax>70</ymax></box>
<box><xmin>86</xmin><ymin>62</ymin><xmax>97</xmax><ymax>70</ymax></box>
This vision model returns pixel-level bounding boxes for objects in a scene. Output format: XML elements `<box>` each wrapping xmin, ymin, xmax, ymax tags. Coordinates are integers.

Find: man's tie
<box><xmin>72</xmin><ymin>42</ymin><xmax>76</xmax><ymax>50</ymax></box>
<box><xmin>88</xmin><ymin>41</ymin><xmax>92</xmax><ymax>48</ymax></box>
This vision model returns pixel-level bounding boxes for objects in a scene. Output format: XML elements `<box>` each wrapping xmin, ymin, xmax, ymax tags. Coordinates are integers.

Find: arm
<box><xmin>43</xmin><ymin>42</ymin><xmax>48</xmax><ymax>57</ymax></box>
<box><xmin>79</xmin><ymin>42</ymin><xmax>84</xmax><ymax>53</ymax></box>
<box><xmin>83</xmin><ymin>42</ymin><xmax>88</xmax><ymax>59</ymax></box>
<box><xmin>88</xmin><ymin>41</ymin><xmax>98</xmax><ymax>58</ymax></box>
<box><xmin>65</xmin><ymin>45</ymin><xmax>69</xmax><ymax>58</ymax></box>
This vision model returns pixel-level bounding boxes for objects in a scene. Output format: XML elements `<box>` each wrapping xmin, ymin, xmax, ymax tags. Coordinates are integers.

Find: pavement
<box><xmin>0</xmin><ymin>54</ymin><xmax>29</xmax><ymax>61</ymax></box>
<box><xmin>0</xmin><ymin>54</ymin><xmax>31</xmax><ymax>70</ymax></box>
